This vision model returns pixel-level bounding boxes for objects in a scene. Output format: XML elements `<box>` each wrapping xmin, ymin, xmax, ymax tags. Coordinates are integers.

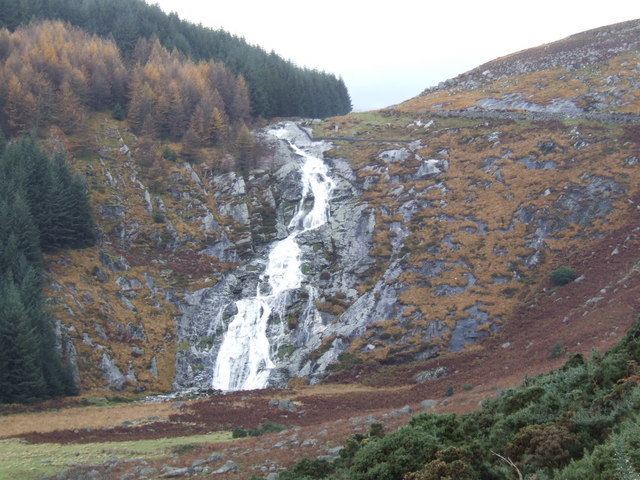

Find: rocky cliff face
<box><xmin>174</xmin><ymin>123</ymin><xmax>377</xmax><ymax>389</ymax></box>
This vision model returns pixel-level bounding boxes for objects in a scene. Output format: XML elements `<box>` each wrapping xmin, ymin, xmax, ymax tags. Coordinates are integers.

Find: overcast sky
<box><xmin>152</xmin><ymin>0</ymin><xmax>639</xmax><ymax>111</ymax></box>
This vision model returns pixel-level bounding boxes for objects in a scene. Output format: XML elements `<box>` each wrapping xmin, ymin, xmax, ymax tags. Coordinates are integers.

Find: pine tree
<box><xmin>9</xmin><ymin>193</ymin><xmax>41</xmax><ymax>265</ymax></box>
<box><xmin>211</xmin><ymin>107</ymin><xmax>228</xmax><ymax>146</ymax></box>
<box><xmin>55</xmin><ymin>81</ymin><xmax>85</xmax><ymax>134</ymax></box>
<box><xmin>181</xmin><ymin>127</ymin><xmax>201</xmax><ymax>163</ymax></box>
<box><xmin>0</xmin><ymin>277</ymin><xmax>47</xmax><ymax>403</ymax></box>
<box><xmin>236</xmin><ymin>123</ymin><xmax>255</xmax><ymax>175</ymax></box>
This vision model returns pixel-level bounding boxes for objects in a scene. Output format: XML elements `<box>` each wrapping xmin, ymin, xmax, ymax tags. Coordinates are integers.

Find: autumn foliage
<box><xmin>128</xmin><ymin>38</ymin><xmax>250</xmax><ymax>146</ymax></box>
<box><xmin>0</xmin><ymin>21</ymin><xmax>251</xmax><ymax>153</ymax></box>
<box><xmin>0</xmin><ymin>21</ymin><xmax>127</xmax><ymax>134</ymax></box>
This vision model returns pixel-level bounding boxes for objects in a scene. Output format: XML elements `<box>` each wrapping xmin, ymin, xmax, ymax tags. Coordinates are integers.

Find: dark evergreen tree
<box><xmin>0</xmin><ymin>135</ymin><xmax>94</xmax><ymax>403</ymax></box>
<box><xmin>0</xmin><ymin>277</ymin><xmax>47</xmax><ymax>403</ymax></box>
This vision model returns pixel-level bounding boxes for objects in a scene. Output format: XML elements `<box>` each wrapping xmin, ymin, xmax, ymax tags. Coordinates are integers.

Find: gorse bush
<box><xmin>232</xmin><ymin>421</ymin><xmax>286</xmax><ymax>439</ymax></box>
<box><xmin>279</xmin><ymin>319</ymin><xmax>640</xmax><ymax>479</ymax></box>
<box><xmin>0</xmin><ymin>136</ymin><xmax>95</xmax><ymax>403</ymax></box>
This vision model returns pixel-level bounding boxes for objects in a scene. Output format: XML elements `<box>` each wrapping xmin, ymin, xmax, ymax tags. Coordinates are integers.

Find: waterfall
<box><xmin>210</xmin><ymin>124</ymin><xmax>335</xmax><ymax>391</ymax></box>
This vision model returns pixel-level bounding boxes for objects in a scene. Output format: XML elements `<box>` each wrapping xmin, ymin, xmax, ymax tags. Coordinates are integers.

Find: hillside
<box><xmin>1</xmin><ymin>15</ymin><xmax>640</xmax><ymax>480</ymax></box>
<box><xmin>400</xmin><ymin>18</ymin><xmax>640</xmax><ymax>116</ymax></box>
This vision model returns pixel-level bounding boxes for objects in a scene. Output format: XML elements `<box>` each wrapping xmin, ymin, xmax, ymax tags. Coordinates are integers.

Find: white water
<box><xmin>211</xmin><ymin>126</ymin><xmax>335</xmax><ymax>391</ymax></box>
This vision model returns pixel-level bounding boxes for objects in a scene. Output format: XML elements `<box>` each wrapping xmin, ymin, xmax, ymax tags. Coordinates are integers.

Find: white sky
<box><xmin>152</xmin><ymin>0</ymin><xmax>639</xmax><ymax>111</ymax></box>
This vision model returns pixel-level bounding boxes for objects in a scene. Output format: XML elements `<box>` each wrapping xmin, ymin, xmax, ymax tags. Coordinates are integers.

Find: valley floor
<box><xmin>1</xmin><ymin>206</ymin><xmax>638</xmax><ymax>478</ymax></box>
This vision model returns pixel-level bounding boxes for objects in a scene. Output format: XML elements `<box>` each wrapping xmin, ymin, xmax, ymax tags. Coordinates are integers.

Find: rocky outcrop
<box><xmin>175</xmin><ymin>122</ymin><xmax>380</xmax><ymax>389</ymax></box>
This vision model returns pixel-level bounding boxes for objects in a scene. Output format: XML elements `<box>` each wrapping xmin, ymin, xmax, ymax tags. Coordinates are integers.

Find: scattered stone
<box><xmin>416</xmin><ymin>159</ymin><xmax>448</xmax><ymax>178</ymax></box>
<box><xmin>378</xmin><ymin>148</ymin><xmax>410</xmax><ymax>163</ymax></box>
<box><xmin>213</xmin><ymin>460</ymin><xmax>239</xmax><ymax>474</ymax></box>
<box><xmin>159</xmin><ymin>466</ymin><xmax>190</xmax><ymax>478</ymax></box>
<box><xmin>584</xmin><ymin>296</ymin><xmax>604</xmax><ymax>307</ymax></box>
<box><xmin>538</xmin><ymin>140</ymin><xmax>556</xmax><ymax>154</ymax></box>
<box><xmin>325</xmin><ymin>446</ymin><xmax>344</xmax><ymax>458</ymax></box>
<box><xmin>92</xmin><ymin>266</ymin><xmax>109</xmax><ymax>283</ymax></box>
<box><xmin>414</xmin><ymin>366</ymin><xmax>448</xmax><ymax>383</ymax></box>
<box><xmin>191</xmin><ymin>452</ymin><xmax>224</xmax><ymax>468</ymax></box>
<box><xmin>268</xmin><ymin>398</ymin><xmax>297</xmax><ymax>412</ymax></box>
<box><xmin>100</xmin><ymin>353</ymin><xmax>125</xmax><ymax>390</ymax></box>
<box><xmin>131</xmin><ymin>347</ymin><xmax>144</xmax><ymax>357</ymax></box>
<box><xmin>387</xmin><ymin>405</ymin><xmax>413</xmax><ymax>418</ymax></box>
<box><xmin>420</xmin><ymin>399</ymin><xmax>437</xmax><ymax>410</ymax></box>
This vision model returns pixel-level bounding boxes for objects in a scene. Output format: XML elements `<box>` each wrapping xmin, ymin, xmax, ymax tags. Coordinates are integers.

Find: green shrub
<box><xmin>278</xmin><ymin>458</ymin><xmax>335</xmax><ymax>480</ymax></box>
<box><xmin>162</xmin><ymin>146</ymin><xmax>178</xmax><ymax>162</ymax></box>
<box><xmin>112</xmin><ymin>103</ymin><xmax>126</xmax><ymax>120</ymax></box>
<box><xmin>551</xmin><ymin>266</ymin><xmax>578</xmax><ymax>286</ymax></box>
<box><xmin>549</xmin><ymin>342</ymin><xmax>566</xmax><ymax>359</ymax></box>
<box><xmin>231</xmin><ymin>427</ymin><xmax>247</xmax><ymax>438</ymax></box>
<box><xmin>232</xmin><ymin>422</ymin><xmax>285</xmax><ymax>439</ymax></box>
<box><xmin>152</xmin><ymin>211</ymin><xmax>165</xmax><ymax>223</ymax></box>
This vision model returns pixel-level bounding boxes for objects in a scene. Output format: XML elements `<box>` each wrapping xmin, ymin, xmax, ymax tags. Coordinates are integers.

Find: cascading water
<box><xmin>211</xmin><ymin>125</ymin><xmax>335</xmax><ymax>391</ymax></box>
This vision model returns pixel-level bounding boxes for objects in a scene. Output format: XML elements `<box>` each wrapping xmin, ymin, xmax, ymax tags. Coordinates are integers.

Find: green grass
<box><xmin>0</xmin><ymin>432</ymin><xmax>231</xmax><ymax>480</ymax></box>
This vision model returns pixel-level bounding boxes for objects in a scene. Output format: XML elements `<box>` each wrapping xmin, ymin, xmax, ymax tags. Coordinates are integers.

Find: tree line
<box><xmin>0</xmin><ymin>0</ymin><xmax>352</xmax><ymax>118</ymax></box>
<box><xmin>0</xmin><ymin>135</ymin><xmax>95</xmax><ymax>403</ymax></box>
